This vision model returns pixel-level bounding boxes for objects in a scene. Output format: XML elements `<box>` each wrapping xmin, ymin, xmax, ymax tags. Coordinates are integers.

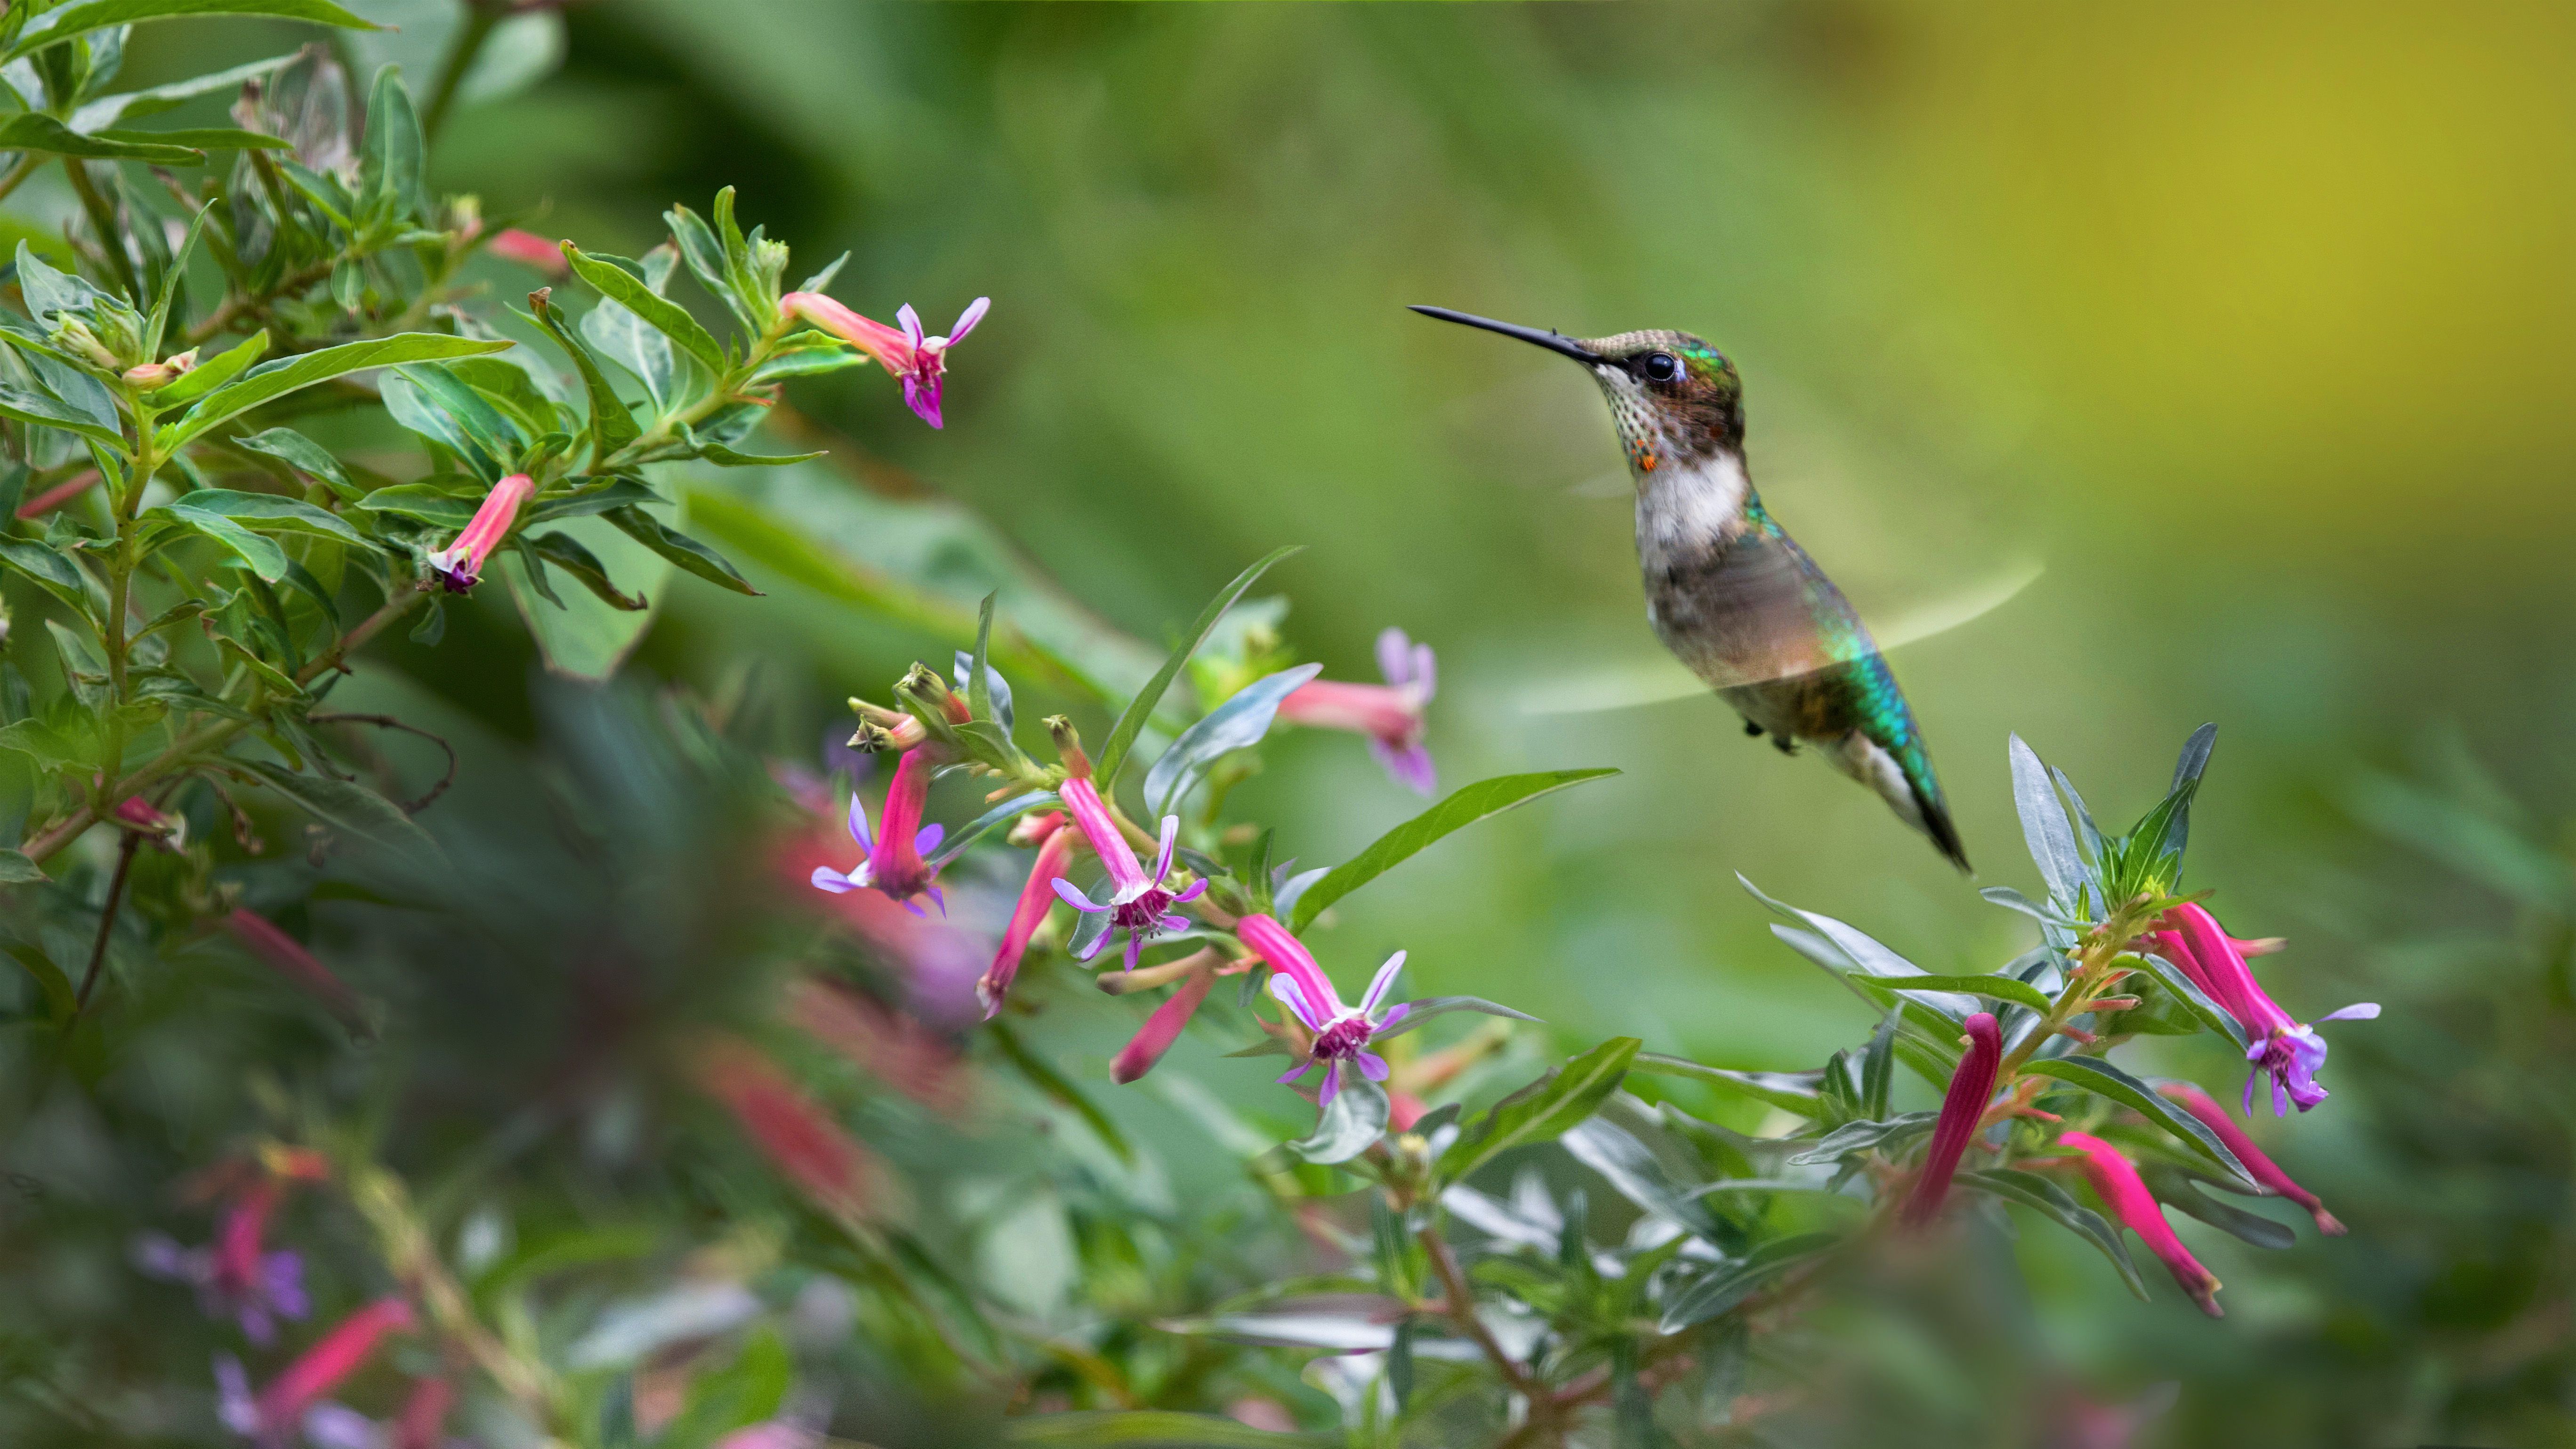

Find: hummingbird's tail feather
<box><xmin>1829</xmin><ymin>730</ymin><xmax>1972</xmax><ymax>874</ymax></box>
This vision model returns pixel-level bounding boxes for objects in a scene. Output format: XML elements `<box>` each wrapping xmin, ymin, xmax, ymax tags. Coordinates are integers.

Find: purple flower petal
<box><xmin>927</xmin><ymin>884</ymin><xmax>947</xmax><ymax>917</ymax></box>
<box><xmin>1174</xmin><ymin>878</ymin><xmax>1208</xmax><ymax>904</ymax></box>
<box><xmin>264</xmin><ymin>1252</ymin><xmax>307</xmax><ymax>1321</ymax></box>
<box><xmin>947</xmin><ymin>297</ymin><xmax>990</xmax><ymax>343</ymax></box>
<box><xmin>131</xmin><ymin>1233</ymin><xmax>189</xmax><ymax>1280</ymax></box>
<box><xmin>1360</xmin><ymin>950</ymin><xmax>1406</xmax><ymax>1017</ymax></box>
<box><xmin>1356</xmin><ymin>1051</ymin><xmax>1390</xmax><ymax>1083</ymax></box>
<box><xmin>810</xmin><ymin>866</ymin><xmax>859</xmax><ymax>894</ymax></box>
<box><xmin>1159</xmin><ymin>915</ymin><xmax>1191</xmax><ymax>932</ymax></box>
<box><xmin>301</xmin><ymin>1402</ymin><xmax>381</xmax><ymax>1449</ymax></box>
<box><xmin>898</xmin><ymin>304</ymin><xmax>925</xmax><ymax>349</ymax></box>
<box><xmin>2317</xmin><ymin>1002</ymin><xmax>2381</xmax><ymax>1023</ymax></box>
<box><xmin>845</xmin><ymin>794</ymin><xmax>874</xmax><ymax>852</ymax></box>
<box><xmin>913</xmin><ymin>823</ymin><xmax>944</xmax><ymax>855</ymax></box>
<box><xmin>1270</xmin><ymin>974</ymin><xmax>1325</xmax><ymax>1032</ymax></box>
<box><xmin>1052</xmin><ymin>877</ymin><xmax>1110</xmax><ymax>913</ymax></box>
<box><xmin>1276</xmin><ymin>1059</ymin><xmax>1313</xmax><ymax>1087</ymax></box>
<box><xmin>1122</xmin><ymin>933</ymin><xmax>1143</xmax><ymax>974</ymax></box>
<box><xmin>903</xmin><ymin>377</ymin><xmax>944</xmax><ymax>428</ymax></box>
<box><xmin>1411</xmin><ymin>642</ymin><xmax>1437</xmax><ymax>700</ymax></box>
<box><xmin>1375</xmin><ymin>627</ymin><xmax>1412</xmax><ymax>687</ymax></box>
<box><xmin>1318</xmin><ymin>1061</ymin><xmax>1344</xmax><ymax>1106</ymax></box>
<box><xmin>1152</xmin><ymin>815</ymin><xmax>1179</xmax><ymax>884</ymax></box>
<box><xmin>1369</xmin><ymin>739</ymin><xmax>1438</xmax><ymax>797</ymax></box>
<box><xmin>213</xmin><ymin>1355</ymin><xmax>257</xmax><ymax>1436</ymax></box>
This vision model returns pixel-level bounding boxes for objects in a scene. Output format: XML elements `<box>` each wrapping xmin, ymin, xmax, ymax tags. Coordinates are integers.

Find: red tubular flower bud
<box><xmin>692</xmin><ymin>1036</ymin><xmax>877</xmax><ymax>1221</ymax></box>
<box><xmin>1110</xmin><ymin>965</ymin><xmax>1215</xmax><ymax>1084</ymax></box>
<box><xmin>1901</xmin><ymin>1012</ymin><xmax>2002</xmax><ymax>1228</ymax></box>
<box><xmin>978</xmin><ymin>817</ymin><xmax>1071</xmax><ymax>1018</ymax></box>
<box><xmin>2157</xmin><ymin>1081</ymin><xmax>2344</xmax><ymax>1234</ymax></box>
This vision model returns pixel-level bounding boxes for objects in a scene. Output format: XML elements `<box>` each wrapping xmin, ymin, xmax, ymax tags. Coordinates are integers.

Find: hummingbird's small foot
<box><xmin>1771</xmin><ymin>735</ymin><xmax>1799</xmax><ymax>757</ymax></box>
<box><xmin>1742</xmin><ymin>719</ymin><xmax>1764</xmax><ymax>738</ymax></box>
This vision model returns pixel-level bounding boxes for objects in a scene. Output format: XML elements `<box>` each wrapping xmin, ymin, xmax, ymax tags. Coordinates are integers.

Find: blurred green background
<box><xmin>105</xmin><ymin>1</ymin><xmax>2576</xmax><ymax>1442</ymax></box>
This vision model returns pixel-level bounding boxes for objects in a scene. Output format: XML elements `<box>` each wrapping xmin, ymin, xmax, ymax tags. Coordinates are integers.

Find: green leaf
<box><xmin>1784</xmin><ymin>1111</ymin><xmax>1938</xmax><ymax>1166</ymax></box>
<box><xmin>965</xmin><ymin>592</ymin><xmax>999</xmax><ymax>729</ymax></box>
<box><xmin>503</xmin><ymin>520</ymin><xmax>667</xmax><ymax>682</ymax></box>
<box><xmin>3</xmin><ymin>943</ymin><xmax>72</xmax><ymax>1023</ymax></box>
<box><xmin>526</xmin><ymin>531</ymin><xmax>647</xmax><ymax>611</ymax></box>
<box><xmin>2021</xmin><ymin>1056</ymin><xmax>2252</xmax><ymax>1184</ymax></box>
<box><xmin>5</xmin><ymin>0</ymin><xmax>374</xmax><ymax>64</ymax></box>
<box><xmin>1860</xmin><ymin>972</ymin><xmax>2055</xmax><ymax>1013</ymax></box>
<box><xmin>523</xmin><ymin>479</ymin><xmax>662</xmax><ymax>523</ymax></box>
<box><xmin>1143</xmin><ymin>662</ymin><xmax>1320</xmax><ymax>817</ymax></box>
<box><xmin>603</xmin><ymin>505</ymin><xmax>759</xmax><ymax>596</ymax></box>
<box><xmin>1658</xmin><ymin>1232</ymin><xmax>1837</xmax><ymax>1331</ymax></box>
<box><xmin>352</xmin><ymin>483</ymin><xmax>478</xmax><ymax>528</ymax></box>
<box><xmin>1435</xmin><ymin>1036</ymin><xmax>1639</xmax><ymax>1186</ymax></box>
<box><xmin>150</xmin><ymin>330</ymin><xmax>269</xmax><ymax>404</ymax></box>
<box><xmin>1628</xmin><ymin>1055</ymin><xmax>1823</xmax><ymax>1117</ymax></box>
<box><xmin>1284</xmin><ymin>1079</ymin><xmax>1388</xmax><ymax>1165</ymax></box>
<box><xmin>244</xmin><ymin>759</ymin><xmax>441</xmax><ymax>859</ymax></box>
<box><xmin>691</xmin><ymin>438</ymin><xmax>821</xmax><ymax>467</ymax></box>
<box><xmin>0</xmin><ymin>849</ymin><xmax>45</xmax><ymax>883</ymax></box>
<box><xmin>1290</xmin><ymin>768</ymin><xmax>1620</xmax><ymax>932</ymax></box>
<box><xmin>2164</xmin><ymin>722</ymin><xmax>2220</xmax><ymax>856</ymax></box>
<box><xmin>2008</xmin><ymin>733</ymin><xmax>2088</xmax><ymax>908</ymax></box>
<box><xmin>0</xmin><ymin>370</ymin><xmax>123</xmax><ymax>445</ymax></box>
<box><xmin>0</xmin><ymin>112</ymin><xmax>199</xmax><ymax>161</ymax></box>
<box><xmin>0</xmin><ymin>717</ymin><xmax>88</xmax><ymax>772</ymax></box>
<box><xmin>563</xmin><ymin>242</ymin><xmax>727</xmax><ymax>376</ymax></box>
<box><xmin>232</xmin><ymin>427</ymin><xmax>357</xmax><ymax>500</ymax></box>
<box><xmin>1958</xmin><ymin>1167</ymin><xmax>2148</xmax><ymax>1299</ymax></box>
<box><xmin>355</xmin><ymin>64</ymin><xmax>424</xmax><ymax>224</ymax></box>
<box><xmin>2125</xmin><ymin>949</ymin><xmax>2247</xmax><ymax>1049</ymax></box>
<box><xmin>158</xmin><ymin>333</ymin><xmax>514</xmax><ymax>450</ymax></box>
<box><xmin>166</xmin><ymin>488</ymin><xmax>372</xmax><ymax>549</ymax></box>
<box><xmin>1000</xmin><ymin>1410</ymin><xmax>1336</xmax><ymax>1447</ymax></box>
<box><xmin>527</xmin><ymin>288</ymin><xmax>640</xmax><ymax>455</ymax></box>
<box><xmin>149</xmin><ymin>502</ymin><xmax>287</xmax><ymax>580</ymax></box>
<box><xmin>96</xmin><ymin>126</ymin><xmax>287</xmax><ymax>151</ymax></box>
<box><xmin>1094</xmin><ymin>544</ymin><xmax>1302</xmax><ymax>788</ymax></box>
<box><xmin>0</xmin><ymin>537</ymin><xmax>94</xmax><ymax>611</ymax></box>
<box><xmin>67</xmin><ymin>52</ymin><xmax>298</xmax><ymax>131</ymax></box>
<box><xmin>2137</xmin><ymin>1162</ymin><xmax>2295</xmax><ymax>1250</ymax></box>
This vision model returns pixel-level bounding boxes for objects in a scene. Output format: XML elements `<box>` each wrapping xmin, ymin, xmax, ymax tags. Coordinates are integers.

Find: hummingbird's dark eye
<box><xmin>1641</xmin><ymin>352</ymin><xmax>1682</xmax><ymax>384</ymax></box>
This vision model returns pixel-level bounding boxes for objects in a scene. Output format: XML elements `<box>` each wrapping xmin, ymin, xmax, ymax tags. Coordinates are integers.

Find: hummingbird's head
<box><xmin>1410</xmin><ymin>307</ymin><xmax>1744</xmax><ymax>475</ymax></box>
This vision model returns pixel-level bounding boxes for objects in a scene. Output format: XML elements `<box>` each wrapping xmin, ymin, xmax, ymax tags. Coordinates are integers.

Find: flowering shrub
<box><xmin>0</xmin><ymin>7</ymin><xmax>2388</xmax><ymax>1448</ymax></box>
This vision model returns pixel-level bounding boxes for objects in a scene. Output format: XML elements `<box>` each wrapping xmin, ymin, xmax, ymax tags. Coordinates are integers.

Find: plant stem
<box><xmin>1420</xmin><ymin>1221</ymin><xmax>1539</xmax><ymax>1399</ymax></box>
<box><xmin>0</xmin><ymin>154</ymin><xmax>41</xmax><ymax>209</ymax></box>
<box><xmin>421</xmin><ymin>1</ymin><xmax>505</xmax><ymax>140</ymax></box>
<box><xmin>60</xmin><ymin>158</ymin><xmax>143</xmax><ymax>304</ymax></box>
<box><xmin>71</xmin><ymin>830</ymin><xmax>141</xmax><ymax>1014</ymax></box>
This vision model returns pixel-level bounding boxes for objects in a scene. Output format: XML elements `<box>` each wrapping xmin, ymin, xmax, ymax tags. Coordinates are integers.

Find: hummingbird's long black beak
<box><xmin>1409</xmin><ymin>305</ymin><xmax>1601</xmax><ymax>364</ymax></box>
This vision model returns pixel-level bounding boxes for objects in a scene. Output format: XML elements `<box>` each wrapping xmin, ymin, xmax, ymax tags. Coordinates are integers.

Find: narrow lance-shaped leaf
<box><xmin>1000</xmin><ymin>1410</ymin><xmax>1338</xmax><ymax>1447</ymax></box>
<box><xmin>2165</xmin><ymin>722</ymin><xmax>2219</xmax><ymax>855</ymax></box>
<box><xmin>5</xmin><ymin>0</ymin><xmax>376</xmax><ymax>65</ymax></box>
<box><xmin>1143</xmin><ymin>662</ymin><xmax>1322</xmax><ymax>817</ymax></box>
<box><xmin>1658</xmin><ymin>1232</ymin><xmax>1838</xmax><ymax>1332</ymax></box>
<box><xmin>1629</xmin><ymin>1055</ymin><xmax>1824</xmax><ymax>1117</ymax></box>
<box><xmin>526</xmin><ymin>289</ymin><xmax>641</xmax><ymax>455</ymax></box>
<box><xmin>2137</xmin><ymin>1162</ymin><xmax>2295</xmax><ymax>1250</ymax></box>
<box><xmin>563</xmin><ymin>242</ymin><xmax>728</xmax><ymax>376</ymax></box>
<box><xmin>1436</xmin><ymin>1037</ymin><xmax>1640</xmax><ymax>1186</ymax></box>
<box><xmin>604</xmin><ymin>506</ymin><xmax>760</xmax><ymax>596</ymax></box>
<box><xmin>2020</xmin><ymin>1056</ymin><xmax>2252</xmax><ymax>1184</ymax></box>
<box><xmin>2008</xmin><ymin>733</ymin><xmax>2087</xmax><ymax>907</ymax></box>
<box><xmin>1957</xmin><ymin>1167</ymin><xmax>2147</xmax><ymax>1299</ymax></box>
<box><xmin>0</xmin><ymin>112</ymin><xmax>200</xmax><ymax>161</ymax></box>
<box><xmin>163</xmin><ymin>488</ymin><xmax>372</xmax><ymax>550</ymax></box>
<box><xmin>1094</xmin><ymin>544</ymin><xmax>1302</xmax><ymax>787</ymax></box>
<box><xmin>158</xmin><ymin>334</ymin><xmax>515</xmax><ymax>450</ymax></box>
<box><xmin>1290</xmin><ymin>768</ymin><xmax>1619</xmax><ymax>932</ymax></box>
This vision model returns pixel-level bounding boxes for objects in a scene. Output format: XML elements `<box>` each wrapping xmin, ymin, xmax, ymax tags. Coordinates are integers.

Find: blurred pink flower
<box><xmin>216</xmin><ymin>1296</ymin><xmax>415</xmax><ymax>1441</ymax></box>
<box><xmin>1050</xmin><ymin>778</ymin><xmax>1203</xmax><ymax>973</ymax></box>
<box><xmin>425</xmin><ymin>472</ymin><xmax>534</xmax><ymax>594</ymax></box>
<box><xmin>693</xmin><ymin>1036</ymin><xmax>879</xmax><ymax>1221</ymax></box>
<box><xmin>135</xmin><ymin>1175</ymin><xmax>308</xmax><ymax>1345</ymax></box>
<box><xmin>1901</xmin><ymin>1011</ymin><xmax>2002</xmax><ymax>1228</ymax></box>
<box><xmin>2158</xmin><ymin>1081</ymin><xmax>2345</xmax><ymax>1234</ymax></box>
<box><xmin>2047</xmin><ymin>1131</ymin><xmax>2223</xmax><ymax>1318</ymax></box>
<box><xmin>779</xmin><ymin>291</ymin><xmax>988</xmax><ymax>428</ymax></box>
<box><xmin>977</xmin><ymin>812</ymin><xmax>1071</xmax><ymax>1018</ymax></box>
<box><xmin>485</xmin><ymin>227</ymin><xmax>567</xmax><ymax>274</ymax></box>
<box><xmin>810</xmin><ymin>748</ymin><xmax>944</xmax><ymax>915</ymax></box>
<box><xmin>225</xmin><ymin>909</ymin><xmax>367</xmax><ymax>1032</ymax></box>
<box><xmin>786</xmin><ymin>976</ymin><xmax>967</xmax><ymax>1116</ymax></box>
<box><xmin>2149</xmin><ymin>902</ymin><xmax>2376</xmax><ymax>1115</ymax></box>
<box><xmin>1279</xmin><ymin>627</ymin><xmax>1437</xmax><ymax>795</ymax></box>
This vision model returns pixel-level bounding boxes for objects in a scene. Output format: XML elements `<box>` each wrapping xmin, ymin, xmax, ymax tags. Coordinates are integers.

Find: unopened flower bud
<box><xmin>54</xmin><ymin>319</ymin><xmax>122</xmax><ymax>370</ymax></box>
<box><xmin>1046</xmin><ymin>716</ymin><xmax>1089</xmax><ymax>778</ymax></box>
<box><xmin>847</xmin><ymin>718</ymin><xmax>921</xmax><ymax>753</ymax></box>
<box><xmin>121</xmin><ymin>349</ymin><xmax>197</xmax><ymax>390</ymax></box>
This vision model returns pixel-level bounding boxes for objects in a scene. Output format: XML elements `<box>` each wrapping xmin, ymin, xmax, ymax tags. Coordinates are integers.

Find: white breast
<box><xmin>1634</xmin><ymin>449</ymin><xmax>1750</xmax><ymax>576</ymax></box>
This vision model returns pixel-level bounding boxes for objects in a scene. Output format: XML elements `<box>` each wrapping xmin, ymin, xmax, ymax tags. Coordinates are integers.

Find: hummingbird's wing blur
<box><xmin>1516</xmin><ymin>556</ymin><xmax>2041</xmax><ymax>716</ymax></box>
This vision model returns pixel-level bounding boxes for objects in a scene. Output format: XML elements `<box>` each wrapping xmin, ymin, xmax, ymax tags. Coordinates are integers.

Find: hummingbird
<box><xmin>1411</xmin><ymin>306</ymin><xmax>1969</xmax><ymax>871</ymax></box>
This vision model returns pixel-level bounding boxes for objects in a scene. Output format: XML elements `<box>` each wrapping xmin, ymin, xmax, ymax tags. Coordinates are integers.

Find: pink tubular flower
<box><xmin>1279</xmin><ymin>627</ymin><xmax>1437</xmax><ymax>796</ymax></box>
<box><xmin>2148</xmin><ymin>902</ymin><xmax>2377</xmax><ymax>1116</ymax></box>
<box><xmin>780</xmin><ymin>291</ymin><xmax>988</xmax><ymax>428</ymax></box>
<box><xmin>977</xmin><ymin>813</ymin><xmax>1071</xmax><ymax>1018</ymax></box>
<box><xmin>2157</xmin><ymin>1081</ymin><xmax>2345</xmax><ymax>1235</ymax></box>
<box><xmin>1050</xmin><ymin>778</ymin><xmax>1205</xmax><ymax>972</ymax></box>
<box><xmin>217</xmin><ymin>1296</ymin><xmax>416</xmax><ymax>1441</ymax></box>
<box><xmin>485</xmin><ymin>227</ymin><xmax>567</xmax><ymax>274</ymax></box>
<box><xmin>1901</xmin><ymin>1012</ymin><xmax>2003</xmax><ymax>1228</ymax></box>
<box><xmin>1111</xmin><ymin>964</ymin><xmax>1216</xmax><ymax>1085</ymax></box>
<box><xmin>2050</xmin><ymin>1132</ymin><xmax>2223</xmax><ymax>1318</ymax></box>
<box><xmin>810</xmin><ymin>748</ymin><xmax>945</xmax><ymax>915</ymax></box>
<box><xmin>1234</xmin><ymin>913</ymin><xmax>1408</xmax><ymax>1107</ymax></box>
<box><xmin>424</xmin><ymin>472</ymin><xmax>535</xmax><ymax>594</ymax></box>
